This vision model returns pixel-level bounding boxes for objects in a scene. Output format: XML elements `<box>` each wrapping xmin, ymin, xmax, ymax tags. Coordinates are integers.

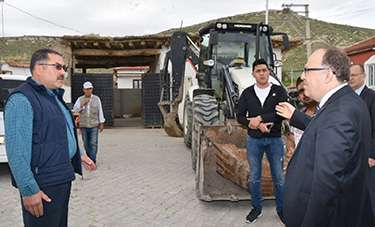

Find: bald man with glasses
<box><xmin>278</xmin><ymin>48</ymin><xmax>373</xmax><ymax>227</ymax></box>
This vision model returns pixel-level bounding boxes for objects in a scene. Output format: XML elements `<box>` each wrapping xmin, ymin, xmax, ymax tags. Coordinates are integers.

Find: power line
<box><xmin>5</xmin><ymin>2</ymin><xmax>82</xmax><ymax>34</ymax></box>
<box><xmin>312</xmin><ymin>0</ymin><xmax>375</xmax><ymax>21</ymax></box>
<box><xmin>324</xmin><ymin>6</ymin><xmax>375</xmax><ymax>20</ymax></box>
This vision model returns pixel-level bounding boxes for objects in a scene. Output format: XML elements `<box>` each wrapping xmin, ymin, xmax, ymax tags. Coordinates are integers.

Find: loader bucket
<box><xmin>162</xmin><ymin>112</ymin><xmax>184</xmax><ymax>137</ymax></box>
<box><xmin>195</xmin><ymin>121</ymin><xmax>278</xmax><ymax>201</ymax></box>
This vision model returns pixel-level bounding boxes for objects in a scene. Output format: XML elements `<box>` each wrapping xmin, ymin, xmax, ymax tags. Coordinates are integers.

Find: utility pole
<box><xmin>1</xmin><ymin>0</ymin><xmax>4</xmax><ymax>37</ymax></box>
<box><xmin>282</xmin><ymin>3</ymin><xmax>311</xmax><ymax>57</ymax></box>
<box><xmin>265</xmin><ymin>0</ymin><xmax>269</xmax><ymax>25</ymax></box>
<box><xmin>304</xmin><ymin>4</ymin><xmax>311</xmax><ymax>57</ymax></box>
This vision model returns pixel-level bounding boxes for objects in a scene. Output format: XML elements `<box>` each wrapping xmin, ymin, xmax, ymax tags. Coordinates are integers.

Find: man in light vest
<box><xmin>73</xmin><ymin>81</ymin><xmax>105</xmax><ymax>164</ymax></box>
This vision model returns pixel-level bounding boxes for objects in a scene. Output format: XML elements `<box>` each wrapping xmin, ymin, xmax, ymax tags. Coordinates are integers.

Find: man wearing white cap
<box><xmin>73</xmin><ymin>81</ymin><xmax>105</xmax><ymax>164</ymax></box>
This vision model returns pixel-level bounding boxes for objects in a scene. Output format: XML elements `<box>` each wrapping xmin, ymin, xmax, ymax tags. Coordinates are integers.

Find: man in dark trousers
<box><xmin>282</xmin><ymin>48</ymin><xmax>373</xmax><ymax>227</ymax></box>
<box><xmin>4</xmin><ymin>49</ymin><xmax>96</xmax><ymax>227</ymax></box>
<box><xmin>237</xmin><ymin>58</ymin><xmax>288</xmax><ymax>224</ymax></box>
<box><xmin>349</xmin><ymin>63</ymin><xmax>375</xmax><ymax>220</ymax></box>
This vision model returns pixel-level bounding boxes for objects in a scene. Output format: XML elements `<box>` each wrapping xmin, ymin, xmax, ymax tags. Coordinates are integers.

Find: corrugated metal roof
<box><xmin>344</xmin><ymin>36</ymin><xmax>375</xmax><ymax>54</ymax></box>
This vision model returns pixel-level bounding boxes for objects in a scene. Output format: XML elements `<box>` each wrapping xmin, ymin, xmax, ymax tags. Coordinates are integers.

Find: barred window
<box><xmin>133</xmin><ymin>79</ymin><xmax>142</xmax><ymax>89</ymax></box>
<box><xmin>368</xmin><ymin>64</ymin><xmax>375</xmax><ymax>87</ymax></box>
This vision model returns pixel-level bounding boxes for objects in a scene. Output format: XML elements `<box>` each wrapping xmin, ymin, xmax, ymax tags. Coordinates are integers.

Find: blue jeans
<box><xmin>81</xmin><ymin>127</ymin><xmax>99</xmax><ymax>163</ymax></box>
<box><xmin>247</xmin><ymin>136</ymin><xmax>284</xmax><ymax>212</ymax></box>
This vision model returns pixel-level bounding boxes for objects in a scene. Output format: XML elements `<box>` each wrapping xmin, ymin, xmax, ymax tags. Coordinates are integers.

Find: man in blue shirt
<box><xmin>4</xmin><ymin>48</ymin><xmax>96</xmax><ymax>227</ymax></box>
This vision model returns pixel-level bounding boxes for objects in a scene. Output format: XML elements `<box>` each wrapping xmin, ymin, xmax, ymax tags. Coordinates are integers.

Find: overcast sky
<box><xmin>1</xmin><ymin>0</ymin><xmax>374</xmax><ymax>37</ymax></box>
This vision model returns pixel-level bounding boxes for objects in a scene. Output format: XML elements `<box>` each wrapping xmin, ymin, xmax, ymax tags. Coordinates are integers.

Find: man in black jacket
<box><xmin>281</xmin><ymin>48</ymin><xmax>372</xmax><ymax>227</ymax></box>
<box><xmin>237</xmin><ymin>59</ymin><xmax>288</xmax><ymax>223</ymax></box>
<box><xmin>349</xmin><ymin>64</ymin><xmax>375</xmax><ymax>220</ymax></box>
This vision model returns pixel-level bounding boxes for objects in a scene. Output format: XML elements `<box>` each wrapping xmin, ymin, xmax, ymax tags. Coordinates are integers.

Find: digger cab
<box><xmin>196</xmin><ymin>22</ymin><xmax>285</xmax><ymax>96</ymax></box>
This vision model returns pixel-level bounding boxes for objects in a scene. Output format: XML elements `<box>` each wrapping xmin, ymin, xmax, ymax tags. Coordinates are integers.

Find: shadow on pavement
<box><xmin>0</xmin><ymin>163</ymin><xmax>11</xmax><ymax>177</ymax></box>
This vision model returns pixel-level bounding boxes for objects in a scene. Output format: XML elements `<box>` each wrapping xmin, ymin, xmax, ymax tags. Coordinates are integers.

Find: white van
<box><xmin>0</xmin><ymin>74</ymin><xmax>28</xmax><ymax>163</ymax></box>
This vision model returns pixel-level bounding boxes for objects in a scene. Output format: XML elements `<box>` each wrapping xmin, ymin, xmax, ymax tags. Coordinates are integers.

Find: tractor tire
<box><xmin>191</xmin><ymin>94</ymin><xmax>220</xmax><ymax>171</ymax></box>
<box><xmin>183</xmin><ymin>97</ymin><xmax>193</xmax><ymax>148</ymax></box>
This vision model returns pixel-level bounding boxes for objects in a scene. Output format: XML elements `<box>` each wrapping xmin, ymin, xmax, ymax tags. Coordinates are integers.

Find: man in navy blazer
<box><xmin>281</xmin><ymin>48</ymin><xmax>372</xmax><ymax>227</ymax></box>
<box><xmin>349</xmin><ymin>64</ymin><xmax>375</xmax><ymax>220</ymax></box>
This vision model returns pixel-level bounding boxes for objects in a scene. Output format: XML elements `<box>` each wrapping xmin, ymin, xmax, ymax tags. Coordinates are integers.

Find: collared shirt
<box><xmin>4</xmin><ymin>83</ymin><xmax>77</xmax><ymax>197</ymax></box>
<box><xmin>73</xmin><ymin>94</ymin><xmax>105</xmax><ymax>123</ymax></box>
<box><xmin>47</xmin><ymin>89</ymin><xmax>77</xmax><ymax>159</ymax></box>
<box><xmin>355</xmin><ymin>83</ymin><xmax>366</xmax><ymax>96</ymax></box>
<box><xmin>5</xmin><ymin>93</ymin><xmax>39</xmax><ymax>196</ymax></box>
<box><xmin>319</xmin><ymin>83</ymin><xmax>347</xmax><ymax>109</ymax></box>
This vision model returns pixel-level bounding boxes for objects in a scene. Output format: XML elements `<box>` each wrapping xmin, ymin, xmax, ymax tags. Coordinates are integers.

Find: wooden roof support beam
<box><xmin>73</xmin><ymin>48</ymin><xmax>161</xmax><ymax>57</ymax></box>
<box><xmin>104</xmin><ymin>42</ymin><xmax>111</xmax><ymax>49</ymax></box>
<box><xmin>75</xmin><ymin>56</ymin><xmax>156</xmax><ymax>68</ymax></box>
<box><xmin>75</xmin><ymin>63</ymin><xmax>152</xmax><ymax>68</ymax></box>
<box><xmin>118</xmin><ymin>43</ymin><xmax>125</xmax><ymax>49</ymax></box>
<box><xmin>155</xmin><ymin>41</ymin><xmax>163</xmax><ymax>48</ymax></box>
<box><xmin>72</xmin><ymin>41</ymin><xmax>81</xmax><ymax>48</ymax></box>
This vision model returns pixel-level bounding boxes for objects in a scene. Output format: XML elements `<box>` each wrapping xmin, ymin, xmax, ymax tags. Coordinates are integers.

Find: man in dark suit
<box><xmin>281</xmin><ymin>48</ymin><xmax>372</xmax><ymax>227</ymax></box>
<box><xmin>349</xmin><ymin>64</ymin><xmax>375</xmax><ymax>220</ymax></box>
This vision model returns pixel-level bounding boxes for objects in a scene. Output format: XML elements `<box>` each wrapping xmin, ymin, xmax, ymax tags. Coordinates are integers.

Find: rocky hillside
<box><xmin>1</xmin><ymin>10</ymin><xmax>374</xmax><ymax>84</ymax></box>
<box><xmin>160</xmin><ymin>9</ymin><xmax>375</xmax><ymax>84</ymax></box>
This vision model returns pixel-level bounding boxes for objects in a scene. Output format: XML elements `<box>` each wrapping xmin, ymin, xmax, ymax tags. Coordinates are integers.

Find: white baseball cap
<box><xmin>83</xmin><ymin>81</ymin><xmax>93</xmax><ymax>89</ymax></box>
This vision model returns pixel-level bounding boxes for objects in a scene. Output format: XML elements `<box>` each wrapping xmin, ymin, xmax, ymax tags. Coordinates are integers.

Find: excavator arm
<box><xmin>158</xmin><ymin>31</ymin><xmax>199</xmax><ymax>137</ymax></box>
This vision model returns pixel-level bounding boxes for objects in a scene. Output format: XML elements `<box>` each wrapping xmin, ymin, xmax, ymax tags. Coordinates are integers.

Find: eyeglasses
<box><xmin>303</xmin><ymin>67</ymin><xmax>336</xmax><ymax>74</ymax></box>
<box><xmin>303</xmin><ymin>67</ymin><xmax>330</xmax><ymax>73</ymax></box>
<box><xmin>38</xmin><ymin>63</ymin><xmax>68</xmax><ymax>72</ymax></box>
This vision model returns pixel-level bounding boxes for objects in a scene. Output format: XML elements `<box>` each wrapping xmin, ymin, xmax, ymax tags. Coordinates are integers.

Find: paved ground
<box><xmin>0</xmin><ymin>128</ymin><xmax>283</xmax><ymax>227</ymax></box>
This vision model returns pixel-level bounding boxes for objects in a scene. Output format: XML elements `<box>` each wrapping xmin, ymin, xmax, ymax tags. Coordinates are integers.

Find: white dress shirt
<box><xmin>354</xmin><ymin>83</ymin><xmax>366</xmax><ymax>96</ymax></box>
<box><xmin>319</xmin><ymin>83</ymin><xmax>348</xmax><ymax>109</ymax></box>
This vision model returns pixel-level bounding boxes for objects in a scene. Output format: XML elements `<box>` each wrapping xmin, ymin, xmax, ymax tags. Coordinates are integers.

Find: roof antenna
<box><xmin>179</xmin><ymin>20</ymin><xmax>183</xmax><ymax>31</ymax></box>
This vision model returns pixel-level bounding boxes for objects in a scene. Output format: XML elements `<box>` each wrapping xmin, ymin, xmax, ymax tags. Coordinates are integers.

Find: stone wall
<box><xmin>0</xmin><ymin>36</ymin><xmax>71</xmax><ymax>67</ymax></box>
<box><xmin>0</xmin><ymin>36</ymin><xmax>72</xmax><ymax>86</ymax></box>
